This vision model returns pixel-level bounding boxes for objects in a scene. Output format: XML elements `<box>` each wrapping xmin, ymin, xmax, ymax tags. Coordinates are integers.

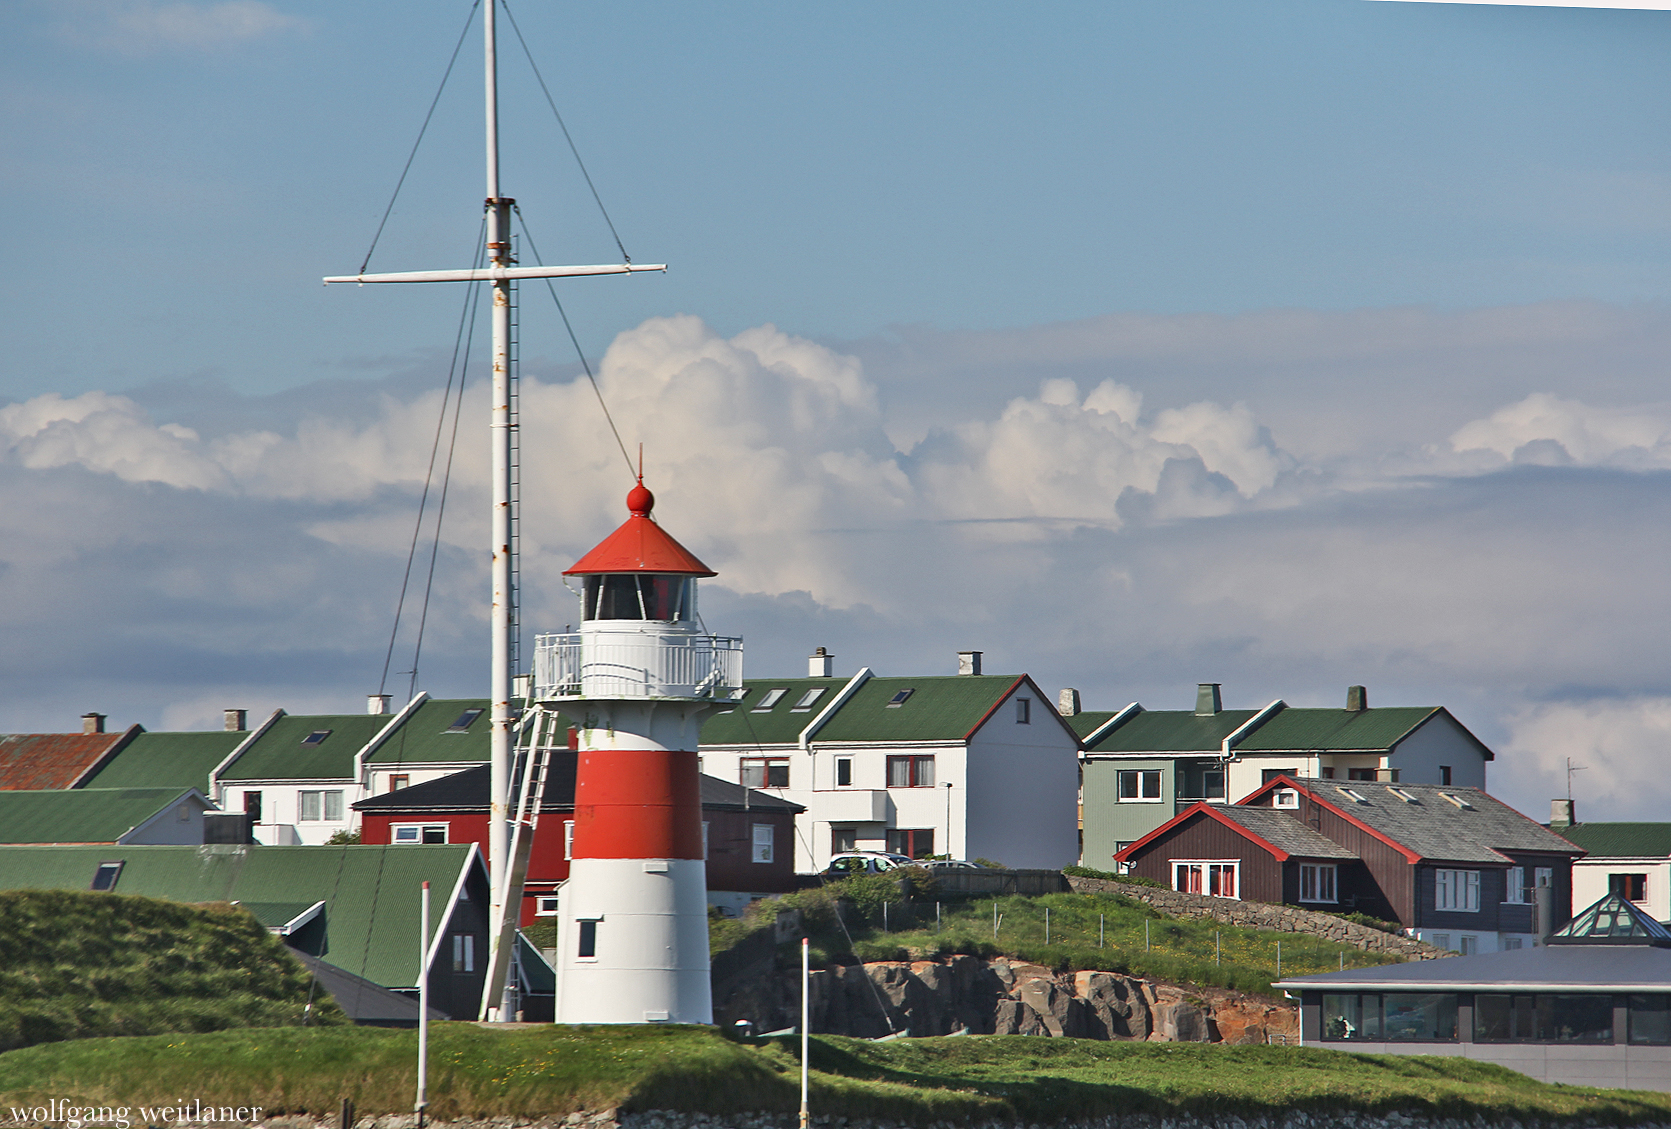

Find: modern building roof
<box><xmin>0</xmin><ymin>843</ymin><xmax>481</xmax><ymax>989</ymax></box>
<box><xmin>1078</xmin><ymin>701</ymin><xmax>1491</xmax><ymax>761</ymax></box>
<box><xmin>1557</xmin><ymin>822</ymin><xmax>1671</xmax><ymax>858</ymax></box>
<box><xmin>0</xmin><ymin>728</ymin><xmax>142</xmax><ymax>790</ymax></box>
<box><xmin>80</xmin><ymin>730</ymin><xmax>247</xmax><ymax>791</ymax></box>
<box><xmin>1277</xmin><ymin>942</ymin><xmax>1671</xmax><ymax>993</ymax></box>
<box><xmin>361</xmin><ymin>698</ymin><xmax>497</xmax><ymax>766</ymax></box>
<box><xmin>1549</xmin><ymin>892</ymin><xmax>1671</xmax><ymax>947</ymax></box>
<box><xmin>353</xmin><ymin>758</ymin><xmax>802</xmax><ymax>815</ymax></box>
<box><xmin>703</xmin><ymin>673</ymin><xmax>1068</xmax><ymax>747</ymax></box>
<box><xmin>1245</xmin><ymin>777</ymin><xmax>1583</xmax><ymax>865</ymax></box>
<box><xmin>0</xmin><ymin>787</ymin><xmax>209</xmax><ymax>844</ymax></box>
<box><xmin>563</xmin><ymin>483</ymin><xmax>715</xmax><ymax>577</ymax></box>
<box><xmin>219</xmin><ymin>712</ymin><xmax>392</xmax><ymax>782</ymax></box>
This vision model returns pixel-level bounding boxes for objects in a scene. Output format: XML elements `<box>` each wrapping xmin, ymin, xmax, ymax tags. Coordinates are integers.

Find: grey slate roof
<box><xmin>1278</xmin><ymin>943</ymin><xmax>1671</xmax><ymax>992</ymax></box>
<box><xmin>1214</xmin><ymin>805</ymin><xmax>1359</xmax><ymax>860</ymax></box>
<box><xmin>1262</xmin><ymin>778</ymin><xmax>1583</xmax><ymax>865</ymax></box>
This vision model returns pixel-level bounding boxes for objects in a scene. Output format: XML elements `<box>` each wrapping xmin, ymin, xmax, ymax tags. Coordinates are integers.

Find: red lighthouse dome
<box><xmin>564</xmin><ymin>483</ymin><xmax>716</xmax><ymax>578</ymax></box>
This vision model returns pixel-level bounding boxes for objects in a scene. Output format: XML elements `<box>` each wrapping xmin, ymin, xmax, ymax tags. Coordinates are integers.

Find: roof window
<box><xmin>1273</xmin><ymin>788</ymin><xmax>1298</xmax><ymax>808</ymax></box>
<box><xmin>90</xmin><ymin>861</ymin><xmax>124</xmax><ymax>892</ymax></box>
<box><xmin>1334</xmin><ymin>786</ymin><xmax>1369</xmax><ymax>804</ymax></box>
<box><xmin>753</xmin><ymin>689</ymin><xmax>788</xmax><ymax>712</ymax></box>
<box><xmin>1388</xmin><ymin>787</ymin><xmax>1420</xmax><ymax>804</ymax></box>
<box><xmin>1438</xmin><ymin>791</ymin><xmax>1475</xmax><ymax>810</ymax></box>
<box><xmin>790</xmin><ymin>688</ymin><xmax>826</xmax><ymax>713</ymax></box>
<box><xmin>886</xmin><ymin>689</ymin><xmax>915</xmax><ymax>708</ymax></box>
<box><xmin>301</xmin><ymin>730</ymin><xmax>332</xmax><ymax>746</ymax></box>
<box><xmin>445</xmin><ymin>708</ymin><xmax>484</xmax><ymax>733</ymax></box>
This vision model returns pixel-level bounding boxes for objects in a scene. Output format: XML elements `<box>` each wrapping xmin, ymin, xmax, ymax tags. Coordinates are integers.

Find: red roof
<box><xmin>564</xmin><ymin>482</ymin><xmax>716</xmax><ymax>577</ymax></box>
<box><xmin>0</xmin><ymin>727</ymin><xmax>141</xmax><ymax>790</ymax></box>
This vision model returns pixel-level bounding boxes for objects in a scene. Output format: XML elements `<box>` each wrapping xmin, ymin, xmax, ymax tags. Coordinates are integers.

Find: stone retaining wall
<box><xmin>1064</xmin><ymin>876</ymin><xmax>1443</xmax><ymax>959</ymax></box>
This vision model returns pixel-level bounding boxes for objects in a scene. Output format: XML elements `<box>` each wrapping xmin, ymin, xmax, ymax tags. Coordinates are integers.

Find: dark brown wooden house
<box><xmin>1115</xmin><ymin>801</ymin><xmax>1360</xmax><ymax>905</ymax></box>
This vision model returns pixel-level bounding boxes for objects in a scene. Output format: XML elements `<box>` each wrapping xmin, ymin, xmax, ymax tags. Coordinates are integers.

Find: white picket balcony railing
<box><xmin>532</xmin><ymin>631</ymin><xmax>743</xmax><ymax>700</ymax></box>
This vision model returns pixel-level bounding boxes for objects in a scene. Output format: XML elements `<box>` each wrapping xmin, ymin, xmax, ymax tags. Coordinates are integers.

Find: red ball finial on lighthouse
<box><xmin>627</xmin><ymin>481</ymin><xmax>654</xmax><ymax>517</ymax></box>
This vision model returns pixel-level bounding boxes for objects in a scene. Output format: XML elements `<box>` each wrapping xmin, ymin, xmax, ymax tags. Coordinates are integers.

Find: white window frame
<box><xmin>299</xmin><ymin>789</ymin><xmax>345</xmax><ymax>822</ymax></box>
<box><xmin>835</xmin><ymin>757</ymin><xmax>854</xmax><ymax>787</ymax></box>
<box><xmin>392</xmin><ymin>823</ymin><xmax>448</xmax><ymax>845</ymax></box>
<box><xmin>1174</xmin><ymin>860</ymin><xmax>1239</xmax><ymax>899</ymax></box>
<box><xmin>1299</xmin><ymin>863</ymin><xmax>1337</xmax><ymax>903</ymax></box>
<box><xmin>452</xmin><ymin>934</ymin><xmax>475</xmax><ymax>973</ymax></box>
<box><xmin>1504</xmin><ymin>865</ymin><xmax>1526</xmax><ymax>904</ymax></box>
<box><xmin>1273</xmin><ymin>788</ymin><xmax>1298</xmax><ymax>809</ymax></box>
<box><xmin>564</xmin><ymin>820</ymin><xmax>575</xmax><ymax>860</ymax></box>
<box><xmin>1117</xmin><ymin>769</ymin><xmax>1163</xmax><ymax>803</ymax></box>
<box><xmin>534</xmin><ymin>896</ymin><xmax>560</xmax><ymax>917</ymax></box>
<box><xmin>741</xmin><ymin>758</ymin><xmax>790</xmax><ymax>789</ymax></box>
<box><xmin>1436</xmin><ymin>868</ymin><xmax>1481</xmax><ymax>912</ymax></box>
<box><xmin>752</xmin><ymin>823</ymin><xmax>774</xmax><ymax>864</ymax></box>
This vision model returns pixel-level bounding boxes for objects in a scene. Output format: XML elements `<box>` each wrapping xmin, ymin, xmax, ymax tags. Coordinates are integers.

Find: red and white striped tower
<box><xmin>538</xmin><ymin>480</ymin><xmax>742</xmax><ymax>1024</ymax></box>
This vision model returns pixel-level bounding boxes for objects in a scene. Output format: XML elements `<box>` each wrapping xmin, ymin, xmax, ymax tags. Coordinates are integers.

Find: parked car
<box><xmin>824</xmin><ymin>851</ymin><xmax>916</xmax><ymax>876</ymax></box>
<box><xmin>922</xmin><ymin>859</ymin><xmax>987</xmax><ymax>870</ymax></box>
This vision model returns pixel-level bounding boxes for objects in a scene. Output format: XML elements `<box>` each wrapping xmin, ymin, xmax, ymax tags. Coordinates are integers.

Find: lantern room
<box><xmin>532</xmin><ymin>482</ymin><xmax>742</xmax><ymax>701</ymax></box>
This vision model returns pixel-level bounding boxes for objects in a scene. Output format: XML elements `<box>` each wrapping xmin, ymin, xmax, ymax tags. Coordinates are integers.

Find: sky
<box><xmin>4</xmin><ymin>0</ymin><xmax>1671</xmax><ymax>824</ymax></box>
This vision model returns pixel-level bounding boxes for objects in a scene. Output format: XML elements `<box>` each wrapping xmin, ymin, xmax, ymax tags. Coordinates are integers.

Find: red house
<box><xmin>354</xmin><ymin>757</ymin><xmax>803</xmax><ymax>924</ymax></box>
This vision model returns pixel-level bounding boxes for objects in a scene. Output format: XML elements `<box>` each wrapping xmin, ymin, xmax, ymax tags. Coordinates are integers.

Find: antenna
<box><xmin>1566</xmin><ymin>757</ymin><xmax>1588</xmax><ymax>801</ymax></box>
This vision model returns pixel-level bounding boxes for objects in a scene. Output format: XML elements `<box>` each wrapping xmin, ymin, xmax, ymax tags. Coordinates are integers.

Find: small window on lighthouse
<box><xmin>577</xmin><ymin>920</ymin><xmax>599</xmax><ymax>960</ymax></box>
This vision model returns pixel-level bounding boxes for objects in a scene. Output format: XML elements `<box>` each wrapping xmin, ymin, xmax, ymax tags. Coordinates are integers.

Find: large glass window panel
<box><xmin>1475</xmin><ymin>994</ymin><xmax>1512</xmax><ymax>1042</ymax></box>
<box><xmin>640</xmin><ymin>576</ymin><xmax>690</xmax><ymax>621</ymax></box>
<box><xmin>1544</xmin><ymin>995</ymin><xmax>1613</xmax><ymax>1043</ymax></box>
<box><xmin>1322</xmin><ymin>994</ymin><xmax>1382</xmax><ymax>1041</ymax></box>
<box><xmin>585</xmin><ymin>575</ymin><xmax>645</xmax><ymax>620</ymax></box>
<box><xmin>1631</xmin><ymin>995</ymin><xmax>1671</xmax><ymax>1045</ymax></box>
<box><xmin>1382</xmin><ymin>994</ymin><xmax>1459</xmax><ymax>1042</ymax></box>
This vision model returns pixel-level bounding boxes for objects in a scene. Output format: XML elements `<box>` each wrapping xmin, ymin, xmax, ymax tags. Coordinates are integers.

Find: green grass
<box><xmin>0</xmin><ymin>890</ymin><xmax>346</xmax><ymax>1051</ymax></box>
<box><xmin>716</xmin><ymin>882</ymin><xmax>1403</xmax><ymax>998</ymax></box>
<box><xmin>3</xmin><ymin>1025</ymin><xmax>1671</xmax><ymax>1125</ymax></box>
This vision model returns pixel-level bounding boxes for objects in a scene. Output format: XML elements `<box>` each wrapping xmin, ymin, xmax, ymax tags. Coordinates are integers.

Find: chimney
<box><xmin>367</xmin><ymin>694</ymin><xmax>391</xmax><ymax>716</ymax></box>
<box><xmin>1195</xmin><ymin>684</ymin><xmax>1221</xmax><ymax>716</ymax></box>
<box><xmin>81</xmin><ymin>712</ymin><xmax>106</xmax><ymax>735</ymax></box>
<box><xmin>1551</xmin><ymin>798</ymin><xmax>1575</xmax><ymax>829</ymax></box>
<box><xmin>223</xmin><ymin>709</ymin><xmax>247</xmax><ymax>732</ymax></box>
<box><xmin>809</xmin><ymin>647</ymin><xmax>834</xmax><ymax>678</ymax></box>
<box><xmin>1057</xmin><ymin>688</ymin><xmax>1081</xmax><ymax>717</ymax></box>
<box><xmin>1347</xmin><ymin>685</ymin><xmax>1369</xmax><ymax>712</ymax></box>
<box><xmin>957</xmin><ymin>650</ymin><xmax>983</xmax><ymax>676</ymax></box>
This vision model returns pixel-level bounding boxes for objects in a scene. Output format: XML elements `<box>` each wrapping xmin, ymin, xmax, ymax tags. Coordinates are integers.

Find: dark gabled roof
<box><xmin>1079</xmin><ymin>703</ymin><xmax>1485</xmax><ymax>758</ymax></box>
<box><xmin>0</xmin><ymin>843</ymin><xmax>481</xmax><ymax>989</ymax></box>
<box><xmin>1558</xmin><ymin>822</ymin><xmax>1671</xmax><ymax>858</ymax></box>
<box><xmin>362</xmin><ymin>698</ymin><xmax>497</xmax><ymax>766</ymax></box>
<box><xmin>353</xmin><ymin>759</ymin><xmax>801</xmax><ymax>815</ymax></box>
<box><xmin>0</xmin><ymin>787</ymin><xmax>209</xmax><ymax>844</ymax></box>
<box><xmin>1277</xmin><ymin>941</ymin><xmax>1671</xmax><ymax>993</ymax></box>
<box><xmin>80</xmin><ymin>730</ymin><xmax>247</xmax><ymax>791</ymax></box>
<box><xmin>1549</xmin><ymin>892</ymin><xmax>1671</xmax><ymax>947</ymax></box>
<box><xmin>1116</xmin><ymin>801</ymin><xmax>1358</xmax><ymax>864</ymax></box>
<box><xmin>289</xmin><ymin>950</ymin><xmax>446</xmax><ymax>1026</ymax></box>
<box><xmin>219</xmin><ymin>713</ymin><xmax>392</xmax><ymax>782</ymax></box>
<box><xmin>0</xmin><ymin>728</ymin><xmax>142</xmax><ymax>790</ymax></box>
<box><xmin>1242</xmin><ymin>777</ymin><xmax>1583</xmax><ymax>865</ymax></box>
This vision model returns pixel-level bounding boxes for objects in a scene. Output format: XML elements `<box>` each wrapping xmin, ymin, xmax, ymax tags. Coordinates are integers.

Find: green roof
<box><xmin>0</xmin><ymin>844</ymin><xmax>477</xmax><ymax>988</ymax></box>
<box><xmin>1559</xmin><ymin>823</ymin><xmax>1671</xmax><ymax>857</ymax></box>
<box><xmin>81</xmin><ymin>730</ymin><xmax>246</xmax><ymax>791</ymax></box>
<box><xmin>364</xmin><ymin>698</ymin><xmax>491</xmax><ymax>765</ymax></box>
<box><xmin>702</xmin><ymin>675</ymin><xmax>1035</xmax><ymax>745</ymax></box>
<box><xmin>220</xmin><ymin>713</ymin><xmax>392</xmax><ymax>781</ymax></box>
<box><xmin>1084</xmin><ymin>708</ymin><xmax>1258</xmax><ymax>752</ymax></box>
<box><xmin>1083</xmin><ymin>705</ymin><xmax>1455</xmax><ymax>755</ymax></box>
<box><xmin>0</xmin><ymin>788</ymin><xmax>201</xmax><ymax>844</ymax></box>
<box><xmin>700</xmin><ymin>678</ymin><xmax>850</xmax><ymax>745</ymax></box>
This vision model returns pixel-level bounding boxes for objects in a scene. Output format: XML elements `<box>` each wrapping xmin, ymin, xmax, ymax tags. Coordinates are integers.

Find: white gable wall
<box><xmin>965</xmin><ymin>700</ymin><xmax>1080</xmax><ymax>870</ymax></box>
<box><xmin>1386</xmin><ymin>713</ymin><xmax>1488</xmax><ymax>788</ymax></box>
<box><xmin>1574</xmin><ymin>857</ymin><xmax>1671</xmax><ymax>924</ymax></box>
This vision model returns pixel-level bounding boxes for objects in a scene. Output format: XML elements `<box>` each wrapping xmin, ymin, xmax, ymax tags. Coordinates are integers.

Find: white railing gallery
<box><xmin>532</xmin><ymin>632</ymin><xmax>743</xmax><ymax>700</ymax></box>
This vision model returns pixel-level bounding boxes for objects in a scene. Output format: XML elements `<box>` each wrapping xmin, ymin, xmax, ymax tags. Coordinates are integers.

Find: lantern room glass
<box><xmin>583</xmin><ymin>574</ymin><xmax>693</xmax><ymax>622</ymax></box>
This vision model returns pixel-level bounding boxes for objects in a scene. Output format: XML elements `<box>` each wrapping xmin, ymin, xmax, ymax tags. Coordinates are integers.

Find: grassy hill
<box><xmin>1</xmin><ymin>1024</ymin><xmax>1669</xmax><ymax>1125</ymax></box>
<box><xmin>0</xmin><ymin>889</ymin><xmax>345</xmax><ymax>1050</ymax></box>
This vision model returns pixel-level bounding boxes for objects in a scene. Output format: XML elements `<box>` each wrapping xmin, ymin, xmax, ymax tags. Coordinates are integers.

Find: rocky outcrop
<box><xmin>716</xmin><ymin>953</ymin><xmax>1295</xmax><ymax>1044</ymax></box>
<box><xmin>1064</xmin><ymin>875</ymin><xmax>1444</xmax><ymax>960</ymax></box>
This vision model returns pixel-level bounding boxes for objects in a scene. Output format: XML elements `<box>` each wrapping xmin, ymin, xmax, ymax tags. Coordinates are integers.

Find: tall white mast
<box><xmin>325</xmin><ymin>0</ymin><xmax>664</xmax><ymax>1021</ymax></box>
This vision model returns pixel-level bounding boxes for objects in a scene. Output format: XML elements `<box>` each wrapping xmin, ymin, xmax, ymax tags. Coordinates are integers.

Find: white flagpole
<box><xmin>800</xmin><ymin>937</ymin><xmax>810</xmax><ymax>1129</ymax></box>
<box><xmin>417</xmin><ymin>880</ymin><xmax>430</xmax><ymax>1127</ymax></box>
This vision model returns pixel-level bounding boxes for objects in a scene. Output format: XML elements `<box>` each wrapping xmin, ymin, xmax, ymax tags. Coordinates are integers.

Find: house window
<box><xmin>534</xmin><ymin>896</ymin><xmax>559</xmax><ymax>917</ymax></box>
<box><xmin>1262</xmin><ymin>768</ymin><xmax>1298</xmax><ymax>784</ymax></box>
<box><xmin>752</xmin><ymin>824</ymin><xmax>774</xmax><ymax>863</ymax></box>
<box><xmin>1439</xmin><ymin>765</ymin><xmax>1452</xmax><ymax>785</ymax></box>
<box><xmin>301</xmin><ymin>730</ymin><xmax>332</xmax><ymax>746</ymax></box>
<box><xmin>393</xmin><ymin>824</ymin><xmax>447</xmax><ymax>844</ymax></box>
<box><xmin>1347</xmin><ymin>768</ymin><xmax>1377</xmax><ymax>781</ymax></box>
<box><xmin>1436</xmin><ymin>869</ymin><xmax>1481</xmax><ymax>912</ymax></box>
<box><xmin>1299</xmin><ymin>864</ymin><xmax>1337</xmax><ymax>903</ymax></box>
<box><xmin>1016</xmin><ymin>698</ymin><xmax>1031</xmax><ymax>724</ymax></box>
<box><xmin>831</xmin><ymin>827</ymin><xmax>857</xmax><ymax>853</ymax></box>
<box><xmin>1535</xmin><ymin>866</ymin><xmax>1553</xmax><ymax>890</ymax></box>
<box><xmin>1274</xmin><ymin>788</ymin><xmax>1299</xmax><ymax>809</ymax></box>
<box><xmin>753</xmin><ymin>689</ymin><xmax>788</xmax><ymax>712</ymax></box>
<box><xmin>1612</xmin><ymin>873</ymin><xmax>1649</xmax><ymax>902</ymax></box>
<box><xmin>1174</xmin><ymin>861</ymin><xmax>1237</xmax><ymax>899</ymax></box>
<box><xmin>243</xmin><ymin>791</ymin><xmax>263</xmax><ymax>822</ymax></box>
<box><xmin>1323</xmin><ymin>993</ymin><xmax>1458</xmax><ymax>1042</ymax></box>
<box><xmin>886</xmin><ymin>689</ymin><xmax>915</xmax><ymax>707</ymax></box>
<box><xmin>886</xmin><ymin>755</ymin><xmax>935</xmax><ymax>788</ymax></box>
<box><xmin>577</xmin><ymin>920</ymin><xmax>599</xmax><ymax>959</ymax></box>
<box><xmin>1201</xmin><ymin>769</ymin><xmax>1225</xmax><ymax>800</ymax></box>
<box><xmin>1459</xmin><ymin>935</ymin><xmax>1477</xmax><ymax>955</ymax></box>
<box><xmin>1432</xmin><ymin>933</ymin><xmax>1451</xmax><ymax>951</ymax></box>
<box><xmin>1630</xmin><ymin>995</ymin><xmax>1671</xmax><ymax>1044</ymax></box>
<box><xmin>1505</xmin><ymin>866</ymin><xmax>1526</xmax><ymax>904</ymax></box>
<box><xmin>1117</xmin><ymin>769</ymin><xmax>1162</xmax><ymax>802</ymax></box>
<box><xmin>90</xmin><ymin>861</ymin><xmax>124</xmax><ymax>892</ymax></box>
<box><xmin>565</xmin><ymin>820</ymin><xmax>575</xmax><ymax>860</ymax></box>
<box><xmin>740</xmin><ymin>759</ymin><xmax>789</xmax><ymax>788</ymax></box>
<box><xmin>835</xmin><ymin>757</ymin><xmax>853</xmax><ymax>787</ymax></box>
<box><xmin>886</xmin><ymin>828</ymin><xmax>934</xmax><ymax>858</ymax></box>
<box><xmin>791</xmin><ymin>688</ymin><xmax>826</xmax><ymax>712</ymax></box>
<box><xmin>299</xmin><ymin>790</ymin><xmax>345</xmax><ymax>822</ymax></box>
<box><xmin>445</xmin><ymin>709</ymin><xmax>483</xmax><ymax>732</ymax></box>
<box><xmin>1475</xmin><ymin>994</ymin><xmax>1613</xmax><ymax>1043</ymax></box>
<box><xmin>452</xmin><ymin>934</ymin><xmax>475</xmax><ymax>973</ymax></box>
<box><xmin>388</xmin><ymin>774</ymin><xmax>410</xmax><ymax>792</ymax></box>
<box><xmin>1320</xmin><ymin>767</ymin><xmax>1336</xmax><ymax>779</ymax></box>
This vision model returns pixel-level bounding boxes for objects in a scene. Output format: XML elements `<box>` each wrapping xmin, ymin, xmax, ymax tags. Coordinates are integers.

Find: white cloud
<box><xmin>52</xmin><ymin>0</ymin><xmax>308</xmax><ymax>55</ymax></box>
<box><xmin>1499</xmin><ymin>698</ymin><xmax>1671</xmax><ymax>822</ymax></box>
<box><xmin>1450</xmin><ymin>392</ymin><xmax>1671</xmax><ymax>469</ymax></box>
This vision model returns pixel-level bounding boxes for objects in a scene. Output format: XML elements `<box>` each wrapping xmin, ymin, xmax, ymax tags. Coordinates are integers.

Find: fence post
<box><xmin>1277</xmin><ymin>939</ymin><xmax>1282</xmax><ymax>978</ymax></box>
<box><xmin>1216</xmin><ymin>930</ymin><xmax>1220</xmax><ymax>966</ymax></box>
<box><xmin>1145</xmin><ymin>919</ymin><xmax>1150</xmax><ymax>951</ymax></box>
<box><xmin>883</xmin><ymin>901</ymin><xmax>888</xmax><ymax>932</ymax></box>
<box><xmin>1099</xmin><ymin>914</ymin><xmax>1104</xmax><ymax>948</ymax></box>
<box><xmin>1045</xmin><ymin>907</ymin><xmax>1050</xmax><ymax>946</ymax></box>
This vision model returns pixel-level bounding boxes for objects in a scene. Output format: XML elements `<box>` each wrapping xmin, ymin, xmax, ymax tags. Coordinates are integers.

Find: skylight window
<box><xmin>790</xmin><ymin>688</ymin><xmax>826</xmax><ymax>713</ymax></box>
<box><xmin>1334</xmin><ymin>786</ymin><xmax>1369</xmax><ymax>804</ymax></box>
<box><xmin>753</xmin><ymin>689</ymin><xmax>788</xmax><ymax>712</ymax></box>
<box><xmin>445</xmin><ymin>708</ymin><xmax>484</xmax><ymax>733</ymax></box>
<box><xmin>1388</xmin><ymin>787</ymin><xmax>1420</xmax><ymax>804</ymax></box>
<box><xmin>886</xmin><ymin>689</ymin><xmax>915</xmax><ymax>708</ymax></box>
<box><xmin>90</xmin><ymin>861</ymin><xmax>124</xmax><ymax>892</ymax></box>
<box><xmin>1438</xmin><ymin>792</ymin><xmax>1475</xmax><ymax>810</ymax></box>
<box><xmin>301</xmin><ymin>730</ymin><xmax>332</xmax><ymax>746</ymax></box>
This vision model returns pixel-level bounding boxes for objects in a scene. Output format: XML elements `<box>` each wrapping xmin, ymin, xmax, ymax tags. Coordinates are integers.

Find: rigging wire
<box><xmin>378</xmin><ymin>216</ymin><xmax>491</xmax><ymax>698</ymax></box>
<box><xmin>357</xmin><ymin>0</ymin><xmax>483</xmax><ymax>276</ymax></box>
<box><xmin>514</xmin><ymin>206</ymin><xmax>637</xmax><ymax>480</ymax></box>
<box><xmin>500</xmin><ymin>0</ymin><xmax>632</xmax><ymax>264</ymax></box>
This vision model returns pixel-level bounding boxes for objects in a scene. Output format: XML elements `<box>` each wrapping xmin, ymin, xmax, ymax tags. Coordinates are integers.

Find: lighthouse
<box><xmin>535</xmin><ymin>480</ymin><xmax>742</xmax><ymax>1024</ymax></box>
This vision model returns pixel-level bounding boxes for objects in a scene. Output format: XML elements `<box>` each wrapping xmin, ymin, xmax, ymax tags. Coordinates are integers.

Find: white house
<box><xmin>1554</xmin><ymin>803</ymin><xmax>1669</xmax><ymax>923</ymax></box>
